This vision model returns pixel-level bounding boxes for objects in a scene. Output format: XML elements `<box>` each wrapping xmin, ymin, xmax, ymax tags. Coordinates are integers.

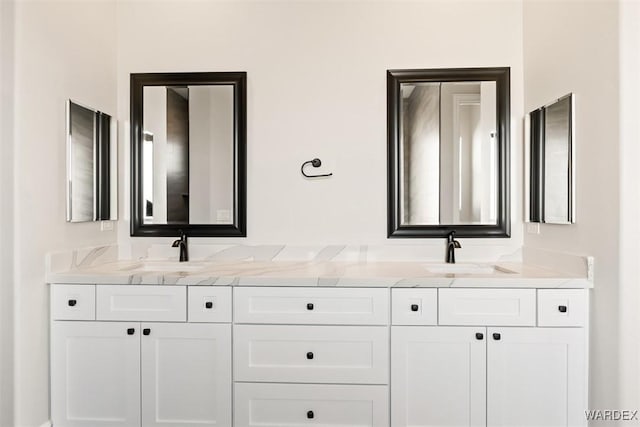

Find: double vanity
<box><xmin>48</xmin><ymin>254</ymin><xmax>590</xmax><ymax>427</ymax></box>
<box><xmin>54</xmin><ymin>64</ymin><xmax>587</xmax><ymax>426</ymax></box>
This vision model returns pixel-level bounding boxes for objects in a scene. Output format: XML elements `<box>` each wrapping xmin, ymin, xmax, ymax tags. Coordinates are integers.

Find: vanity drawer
<box><xmin>234</xmin><ymin>287</ymin><xmax>389</xmax><ymax>325</ymax></box>
<box><xmin>234</xmin><ymin>382</ymin><xmax>389</xmax><ymax>427</ymax></box>
<box><xmin>234</xmin><ymin>324</ymin><xmax>388</xmax><ymax>384</ymax></box>
<box><xmin>392</xmin><ymin>289</ymin><xmax>438</xmax><ymax>325</ymax></box>
<box><xmin>439</xmin><ymin>288</ymin><xmax>536</xmax><ymax>326</ymax></box>
<box><xmin>96</xmin><ymin>285</ymin><xmax>186</xmax><ymax>321</ymax></box>
<box><xmin>538</xmin><ymin>289</ymin><xmax>587</xmax><ymax>327</ymax></box>
<box><xmin>51</xmin><ymin>284</ymin><xmax>96</xmax><ymax>320</ymax></box>
<box><xmin>188</xmin><ymin>287</ymin><xmax>231</xmax><ymax>323</ymax></box>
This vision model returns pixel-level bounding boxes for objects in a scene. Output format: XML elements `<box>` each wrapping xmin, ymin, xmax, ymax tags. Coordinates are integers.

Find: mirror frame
<box><xmin>387</xmin><ymin>67</ymin><xmax>510</xmax><ymax>238</ymax></box>
<box><xmin>130</xmin><ymin>72</ymin><xmax>247</xmax><ymax>237</ymax></box>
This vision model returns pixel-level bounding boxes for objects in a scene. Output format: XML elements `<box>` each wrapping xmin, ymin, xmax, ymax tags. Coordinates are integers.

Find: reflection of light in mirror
<box><xmin>143</xmin><ymin>132</ymin><xmax>154</xmax><ymax>222</ymax></box>
<box><xmin>458</xmin><ymin>136</ymin><xmax>462</xmax><ymax>211</ymax></box>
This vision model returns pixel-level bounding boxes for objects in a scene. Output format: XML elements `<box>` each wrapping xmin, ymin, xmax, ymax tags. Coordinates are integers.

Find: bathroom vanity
<box><xmin>48</xmin><ymin>257</ymin><xmax>590</xmax><ymax>427</ymax></box>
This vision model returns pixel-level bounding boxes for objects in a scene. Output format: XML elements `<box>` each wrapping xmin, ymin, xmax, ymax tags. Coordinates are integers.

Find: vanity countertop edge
<box><xmin>46</xmin><ymin>260</ymin><xmax>594</xmax><ymax>289</ymax></box>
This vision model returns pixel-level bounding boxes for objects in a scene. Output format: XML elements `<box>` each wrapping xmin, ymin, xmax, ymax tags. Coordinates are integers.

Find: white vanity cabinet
<box><xmin>50</xmin><ymin>285</ymin><xmax>232</xmax><ymax>427</ymax></box>
<box><xmin>391</xmin><ymin>288</ymin><xmax>588</xmax><ymax>427</ymax></box>
<box><xmin>50</xmin><ymin>282</ymin><xmax>589</xmax><ymax>427</ymax></box>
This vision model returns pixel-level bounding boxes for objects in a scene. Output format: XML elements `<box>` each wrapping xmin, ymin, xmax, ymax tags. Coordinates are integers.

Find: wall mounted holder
<box><xmin>301</xmin><ymin>158</ymin><xmax>333</xmax><ymax>178</ymax></box>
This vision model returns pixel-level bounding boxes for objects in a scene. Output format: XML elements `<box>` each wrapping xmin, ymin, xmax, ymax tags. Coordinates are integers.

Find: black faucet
<box><xmin>171</xmin><ymin>230</ymin><xmax>189</xmax><ymax>262</ymax></box>
<box><xmin>445</xmin><ymin>231</ymin><xmax>462</xmax><ymax>264</ymax></box>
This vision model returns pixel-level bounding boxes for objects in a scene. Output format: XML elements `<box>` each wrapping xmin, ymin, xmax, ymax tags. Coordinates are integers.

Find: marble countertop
<box><xmin>46</xmin><ymin>259</ymin><xmax>593</xmax><ymax>288</ymax></box>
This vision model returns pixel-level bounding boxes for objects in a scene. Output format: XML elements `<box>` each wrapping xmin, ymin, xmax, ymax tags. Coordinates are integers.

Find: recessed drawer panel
<box><xmin>439</xmin><ymin>289</ymin><xmax>536</xmax><ymax>326</ymax></box>
<box><xmin>96</xmin><ymin>285</ymin><xmax>186</xmax><ymax>321</ymax></box>
<box><xmin>392</xmin><ymin>289</ymin><xmax>437</xmax><ymax>325</ymax></box>
<box><xmin>538</xmin><ymin>289</ymin><xmax>587</xmax><ymax>327</ymax></box>
<box><xmin>234</xmin><ymin>324</ymin><xmax>388</xmax><ymax>384</ymax></box>
<box><xmin>234</xmin><ymin>383</ymin><xmax>389</xmax><ymax>427</ymax></box>
<box><xmin>188</xmin><ymin>287</ymin><xmax>231</xmax><ymax>323</ymax></box>
<box><xmin>51</xmin><ymin>284</ymin><xmax>96</xmax><ymax>320</ymax></box>
<box><xmin>234</xmin><ymin>287</ymin><xmax>389</xmax><ymax>325</ymax></box>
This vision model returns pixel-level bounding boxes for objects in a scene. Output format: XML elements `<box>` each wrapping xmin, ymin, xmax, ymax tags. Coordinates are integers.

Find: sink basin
<box><xmin>424</xmin><ymin>263</ymin><xmax>513</xmax><ymax>275</ymax></box>
<box><xmin>122</xmin><ymin>262</ymin><xmax>207</xmax><ymax>273</ymax></box>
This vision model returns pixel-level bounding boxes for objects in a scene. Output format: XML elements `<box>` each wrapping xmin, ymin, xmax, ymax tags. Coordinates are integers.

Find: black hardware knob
<box><xmin>493</xmin><ymin>333</ymin><xmax>501</xmax><ymax>341</ymax></box>
<box><xmin>143</xmin><ymin>328</ymin><xmax>151</xmax><ymax>336</ymax></box>
<box><xmin>205</xmin><ymin>301</ymin><xmax>213</xmax><ymax>309</ymax></box>
<box><xmin>307</xmin><ymin>410</ymin><xmax>314</xmax><ymax>419</ymax></box>
<box><xmin>306</xmin><ymin>352</ymin><xmax>314</xmax><ymax>360</ymax></box>
<box><xmin>307</xmin><ymin>303</ymin><xmax>314</xmax><ymax>310</ymax></box>
<box><xmin>476</xmin><ymin>332</ymin><xmax>484</xmax><ymax>340</ymax></box>
<box><xmin>68</xmin><ymin>299</ymin><xmax>77</xmax><ymax>307</ymax></box>
<box><xmin>127</xmin><ymin>328</ymin><xmax>135</xmax><ymax>335</ymax></box>
<box><xmin>558</xmin><ymin>305</ymin><xmax>567</xmax><ymax>313</ymax></box>
<box><xmin>410</xmin><ymin>304</ymin><xmax>419</xmax><ymax>312</ymax></box>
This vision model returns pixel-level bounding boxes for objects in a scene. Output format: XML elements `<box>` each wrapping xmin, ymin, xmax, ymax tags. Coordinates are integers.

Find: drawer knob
<box><xmin>306</xmin><ymin>352</ymin><xmax>314</xmax><ymax>360</ymax></box>
<box><xmin>307</xmin><ymin>303</ymin><xmax>314</xmax><ymax>311</ymax></box>
<box><xmin>410</xmin><ymin>304</ymin><xmax>419</xmax><ymax>312</ymax></box>
<box><xmin>143</xmin><ymin>328</ymin><xmax>151</xmax><ymax>336</ymax></box>
<box><xmin>493</xmin><ymin>333</ymin><xmax>501</xmax><ymax>341</ymax></box>
<box><xmin>307</xmin><ymin>410</ymin><xmax>314</xmax><ymax>419</ymax></box>
<box><xmin>558</xmin><ymin>305</ymin><xmax>568</xmax><ymax>313</ymax></box>
<box><xmin>127</xmin><ymin>328</ymin><xmax>135</xmax><ymax>335</ymax></box>
<box><xmin>475</xmin><ymin>332</ymin><xmax>484</xmax><ymax>340</ymax></box>
<box><xmin>68</xmin><ymin>299</ymin><xmax>77</xmax><ymax>307</ymax></box>
<box><xmin>205</xmin><ymin>301</ymin><xmax>213</xmax><ymax>309</ymax></box>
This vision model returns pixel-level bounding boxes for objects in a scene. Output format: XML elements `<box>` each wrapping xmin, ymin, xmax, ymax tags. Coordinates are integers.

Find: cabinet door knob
<box><xmin>307</xmin><ymin>410</ymin><xmax>314</xmax><ymax>419</ymax></box>
<box><xmin>205</xmin><ymin>301</ymin><xmax>213</xmax><ymax>309</ymax></box>
<box><xmin>558</xmin><ymin>305</ymin><xmax>567</xmax><ymax>313</ymax></box>
<box><xmin>475</xmin><ymin>332</ymin><xmax>484</xmax><ymax>340</ymax></box>
<box><xmin>143</xmin><ymin>328</ymin><xmax>151</xmax><ymax>336</ymax></box>
<box><xmin>493</xmin><ymin>333</ymin><xmax>501</xmax><ymax>340</ymax></box>
<box><xmin>127</xmin><ymin>328</ymin><xmax>135</xmax><ymax>335</ymax></box>
<box><xmin>306</xmin><ymin>352</ymin><xmax>314</xmax><ymax>360</ymax></box>
<box><xmin>410</xmin><ymin>304</ymin><xmax>419</xmax><ymax>312</ymax></box>
<box><xmin>307</xmin><ymin>303</ymin><xmax>314</xmax><ymax>311</ymax></box>
<box><xmin>68</xmin><ymin>299</ymin><xmax>77</xmax><ymax>307</ymax></box>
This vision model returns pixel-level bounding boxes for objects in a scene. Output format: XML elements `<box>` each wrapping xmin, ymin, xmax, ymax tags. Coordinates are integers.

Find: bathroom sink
<box><xmin>424</xmin><ymin>263</ymin><xmax>513</xmax><ymax>275</ymax></box>
<box><xmin>122</xmin><ymin>262</ymin><xmax>208</xmax><ymax>273</ymax></box>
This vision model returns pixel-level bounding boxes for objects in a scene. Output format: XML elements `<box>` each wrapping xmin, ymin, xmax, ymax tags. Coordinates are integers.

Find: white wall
<box><xmin>0</xmin><ymin>0</ymin><xmax>15</xmax><ymax>425</ymax></box>
<box><xmin>116</xmin><ymin>0</ymin><xmax>524</xmax><ymax>261</ymax></box>
<box><xmin>522</xmin><ymin>0</ymin><xmax>621</xmax><ymax>418</ymax></box>
<box><xmin>618</xmin><ymin>0</ymin><xmax>640</xmax><ymax>417</ymax></box>
<box><xmin>12</xmin><ymin>1</ymin><xmax>118</xmax><ymax>425</ymax></box>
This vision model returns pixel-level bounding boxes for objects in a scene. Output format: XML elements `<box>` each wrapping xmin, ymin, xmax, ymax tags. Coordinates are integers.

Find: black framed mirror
<box><xmin>131</xmin><ymin>72</ymin><xmax>247</xmax><ymax>237</ymax></box>
<box><xmin>387</xmin><ymin>67</ymin><xmax>510</xmax><ymax>238</ymax></box>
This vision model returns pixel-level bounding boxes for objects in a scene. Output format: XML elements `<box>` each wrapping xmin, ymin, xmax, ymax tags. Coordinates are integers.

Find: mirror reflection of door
<box><xmin>400</xmin><ymin>81</ymin><xmax>497</xmax><ymax>226</ymax></box>
<box><xmin>166</xmin><ymin>87</ymin><xmax>190</xmax><ymax>224</ymax></box>
<box><xmin>142</xmin><ymin>85</ymin><xmax>234</xmax><ymax>225</ymax></box>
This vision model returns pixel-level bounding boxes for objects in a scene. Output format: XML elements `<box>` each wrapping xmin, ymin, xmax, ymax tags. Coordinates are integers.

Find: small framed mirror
<box><xmin>387</xmin><ymin>67</ymin><xmax>510</xmax><ymax>238</ymax></box>
<box><xmin>526</xmin><ymin>93</ymin><xmax>575</xmax><ymax>224</ymax></box>
<box><xmin>130</xmin><ymin>72</ymin><xmax>247</xmax><ymax>237</ymax></box>
<box><xmin>66</xmin><ymin>100</ymin><xmax>117</xmax><ymax>222</ymax></box>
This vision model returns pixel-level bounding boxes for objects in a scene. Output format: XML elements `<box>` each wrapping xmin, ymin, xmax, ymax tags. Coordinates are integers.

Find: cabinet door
<box><xmin>391</xmin><ymin>326</ymin><xmax>486</xmax><ymax>427</ymax></box>
<box><xmin>141</xmin><ymin>323</ymin><xmax>232</xmax><ymax>427</ymax></box>
<box><xmin>51</xmin><ymin>321</ymin><xmax>141</xmax><ymax>427</ymax></box>
<box><xmin>487</xmin><ymin>327</ymin><xmax>586</xmax><ymax>427</ymax></box>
